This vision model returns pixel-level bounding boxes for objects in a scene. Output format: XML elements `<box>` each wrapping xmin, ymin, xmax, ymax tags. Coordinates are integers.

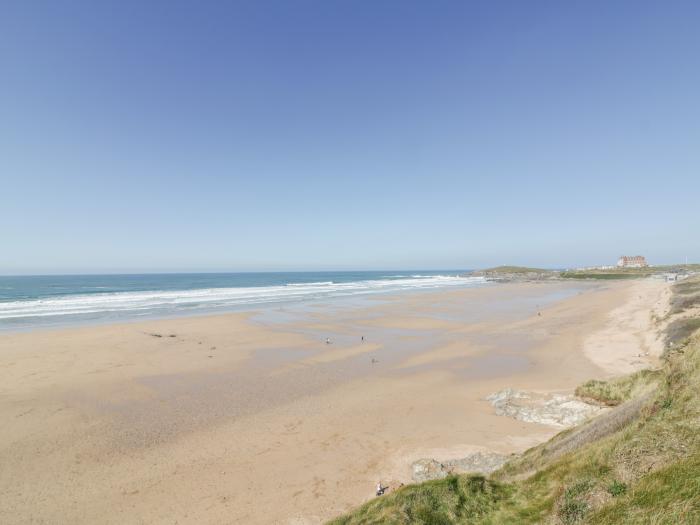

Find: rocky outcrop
<box><xmin>483</xmin><ymin>272</ymin><xmax>560</xmax><ymax>283</ymax></box>
<box><xmin>487</xmin><ymin>388</ymin><xmax>605</xmax><ymax>428</ymax></box>
<box><xmin>411</xmin><ymin>451</ymin><xmax>509</xmax><ymax>482</ymax></box>
<box><xmin>409</xmin><ymin>390</ymin><xmax>601</xmax><ymax>483</ymax></box>
<box><xmin>467</xmin><ymin>267</ymin><xmax>561</xmax><ymax>282</ymax></box>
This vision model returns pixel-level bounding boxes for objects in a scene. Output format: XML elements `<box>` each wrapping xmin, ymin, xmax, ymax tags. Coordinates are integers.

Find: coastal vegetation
<box><xmin>476</xmin><ymin>266</ymin><xmax>552</xmax><ymax>274</ymax></box>
<box><xmin>669</xmin><ymin>278</ymin><xmax>700</xmax><ymax>315</ymax></box>
<box><xmin>329</xmin><ymin>277</ymin><xmax>700</xmax><ymax>524</ymax></box>
<box><xmin>473</xmin><ymin>263</ymin><xmax>700</xmax><ymax>282</ymax></box>
<box><xmin>561</xmin><ymin>264</ymin><xmax>700</xmax><ymax>280</ymax></box>
<box><xmin>574</xmin><ymin>369</ymin><xmax>660</xmax><ymax>407</ymax></box>
<box><xmin>559</xmin><ymin>271</ymin><xmax>646</xmax><ymax>280</ymax></box>
<box><xmin>470</xmin><ymin>266</ymin><xmax>559</xmax><ymax>282</ymax></box>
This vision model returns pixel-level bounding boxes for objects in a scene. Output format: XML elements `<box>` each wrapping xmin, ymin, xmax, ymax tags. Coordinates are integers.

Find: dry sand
<box><xmin>583</xmin><ymin>278</ymin><xmax>671</xmax><ymax>375</ymax></box>
<box><xmin>0</xmin><ymin>278</ymin><xmax>669</xmax><ymax>524</ymax></box>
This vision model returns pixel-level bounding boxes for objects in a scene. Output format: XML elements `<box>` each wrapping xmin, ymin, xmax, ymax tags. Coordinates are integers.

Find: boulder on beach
<box><xmin>486</xmin><ymin>388</ymin><xmax>605</xmax><ymax>428</ymax></box>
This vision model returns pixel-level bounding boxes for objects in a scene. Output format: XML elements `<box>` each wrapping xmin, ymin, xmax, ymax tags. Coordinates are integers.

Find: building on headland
<box><xmin>617</xmin><ymin>255</ymin><xmax>648</xmax><ymax>268</ymax></box>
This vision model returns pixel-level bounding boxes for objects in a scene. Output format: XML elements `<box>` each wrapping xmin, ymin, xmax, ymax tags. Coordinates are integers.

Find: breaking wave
<box><xmin>0</xmin><ymin>274</ymin><xmax>485</xmax><ymax>323</ymax></box>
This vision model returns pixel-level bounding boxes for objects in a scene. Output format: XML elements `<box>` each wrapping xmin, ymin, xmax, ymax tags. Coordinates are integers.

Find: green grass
<box><xmin>588</xmin><ymin>453</ymin><xmax>700</xmax><ymax>524</ymax></box>
<box><xmin>575</xmin><ymin>369</ymin><xmax>661</xmax><ymax>406</ymax></box>
<box><xmin>479</xmin><ymin>266</ymin><xmax>553</xmax><ymax>274</ymax></box>
<box><xmin>328</xmin><ymin>475</ymin><xmax>510</xmax><ymax>525</ymax></box>
<box><xmin>560</xmin><ymin>272</ymin><xmax>649</xmax><ymax>280</ymax></box>
<box><xmin>329</xmin><ymin>290</ymin><xmax>700</xmax><ymax>524</ymax></box>
<box><xmin>606</xmin><ymin>480</ymin><xmax>627</xmax><ymax>497</ymax></box>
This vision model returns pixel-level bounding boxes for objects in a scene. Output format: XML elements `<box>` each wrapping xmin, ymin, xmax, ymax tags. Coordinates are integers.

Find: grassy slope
<box><xmin>329</xmin><ymin>278</ymin><xmax>700</xmax><ymax>525</ymax></box>
<box><xmin>481</xmin><ymin>266</ymin><xmax>552</xmax><ymax>274</ymax></box>
<box><xmin>560</xmin><ymin>272</ymin><xmax>646</xmax><ymax>280</ymax></box>
<box><xmin>574</xmin><ymin>369</ymin><xmax>661</xmax><ymax>406</ymax></box>
<box><xmin>668</xmin><ymin>278</ymin><xmax>700</xmax><ymax>315</ymax></box>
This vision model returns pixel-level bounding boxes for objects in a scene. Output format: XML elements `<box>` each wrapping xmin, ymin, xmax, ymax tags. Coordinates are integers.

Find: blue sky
<box><xmin>2</xmin><ymin>1</ymin><xmax>699</xmax><ymax>274</ymax></box>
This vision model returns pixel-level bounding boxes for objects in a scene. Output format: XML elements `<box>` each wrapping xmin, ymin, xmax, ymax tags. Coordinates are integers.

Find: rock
<box><xmin>411</xmin><ymin>459</ymin><xmax>445</xmax><ymax>482</ymax></box>
<box><xmin>468</xmin><ymin>269</ymin><xmax>561</xmax><ymax>282</ymax></box>
<box><xmin>487</xmin><ymin>388</ymin><xmax>604</xmax><ymax>427</ymax></box>
<box><xmin>411</xmin><ymin>451</ymin><xmax>509</xmax><ymax>482</ymax></box>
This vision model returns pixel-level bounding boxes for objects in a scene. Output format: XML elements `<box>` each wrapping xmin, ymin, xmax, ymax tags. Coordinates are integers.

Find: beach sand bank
<box><xmin>0</xmin><ymin>279</ymin><xmax>668</xmax><ymax>524</ymax></box>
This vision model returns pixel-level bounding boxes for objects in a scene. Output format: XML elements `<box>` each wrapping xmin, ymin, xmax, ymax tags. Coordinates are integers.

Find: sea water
<box><xmin>0</xmin><ymin>271</ymin><xmax>485</xmax><ymax>331</ymax></box>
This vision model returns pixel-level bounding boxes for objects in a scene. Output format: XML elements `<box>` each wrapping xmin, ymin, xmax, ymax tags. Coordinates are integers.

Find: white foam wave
<box><xmin>0</xmin><ymin>275</ymin><xmax>486</xmax><ymax>321</ymax></box>
<box><xmin>285</xmin><ymin>281</ymin><xmax>334</xmax><ymax>287</ymax></box>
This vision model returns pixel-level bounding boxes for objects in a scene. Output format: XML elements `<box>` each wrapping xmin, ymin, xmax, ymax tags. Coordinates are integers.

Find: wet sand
<box><xmin>0</xmin><ymin>279</ymin><xmax>668</xmax><ymax>524</ymax></box>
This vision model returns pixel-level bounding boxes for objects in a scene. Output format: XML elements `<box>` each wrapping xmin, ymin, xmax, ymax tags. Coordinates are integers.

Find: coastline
<box><xmin>0</xmin><ymin>271</ymin><xmax>484</xmax><ymax>333</ymax></box>
<box><xmin>0</xmin><ymin>278</ymin><xmax>669</xmax><ymax>524</ymax></box>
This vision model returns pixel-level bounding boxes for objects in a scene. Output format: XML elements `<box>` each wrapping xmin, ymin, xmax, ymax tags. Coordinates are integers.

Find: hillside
<box><xmin>477</xmin><ymin>266</ymin><xmax>552</xmax><ymax>274</ymax></box>
<box><xmin>329</xmin><ymin>277</ymin><xmax>700</xmax><ymax>524</ymax></box>
<box><xmin>470</xmin><ymin>266</ymin><xmax>559</xmax><ymax>282</ymax></box>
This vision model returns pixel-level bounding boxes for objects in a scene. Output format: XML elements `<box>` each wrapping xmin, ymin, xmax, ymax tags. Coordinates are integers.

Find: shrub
<box><xmin>607</xmin><ymin>480</ymin><xmax>627</xmax><ymax>497</ymax></box>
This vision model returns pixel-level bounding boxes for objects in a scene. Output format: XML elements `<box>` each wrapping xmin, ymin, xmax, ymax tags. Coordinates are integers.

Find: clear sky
<box><xmin>2</xmin><ymin>1</ymin><xmax>699</xmax><ymax>274</ymax></box>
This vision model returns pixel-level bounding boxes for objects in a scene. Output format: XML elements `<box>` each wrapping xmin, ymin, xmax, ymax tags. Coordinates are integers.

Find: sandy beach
<box><xmin>0</xmin><ymin>279</ymin><xmax>669</xmax><ymax>524</ymax></box>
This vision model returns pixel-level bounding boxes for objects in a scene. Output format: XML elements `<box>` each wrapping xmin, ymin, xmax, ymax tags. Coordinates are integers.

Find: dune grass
<box><xmin>668</xmin><ymin>279</ymin><xmax>700</xmax><ymax>315</ymax></box>
<box><xmin>574</xmin><ymin>369</ymin><xmax>661</xmax><ymax>406</ymax></box>
<box><xmin>665</xmin><ymin>317</ymin><xmax>700</xmax><ymax>347</ymax></box>
<box><xmin>559</xmin><ymin>272</ymin><xmax>649</xmax><ymax>280</ymax></box>
<box><xmin>329</xmin><ymin>476</ymin><xmax>510</xmax><ymax>525</ymax></box>
<box><xmin>587</xmin><ymin>452</ymin><xmax>700</xmax><ymax>524</ymax></box>
<box><xmin>673</xmin><ymin>279</ymin><xmax>700</xmax><ymax>295</ymax></box>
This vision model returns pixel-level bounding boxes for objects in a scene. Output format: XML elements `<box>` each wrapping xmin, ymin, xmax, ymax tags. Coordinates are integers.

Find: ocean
<box><xmin>0</xmin><ymin>271</ymin><xmax>485</xmax><ymax>331</ymax></box>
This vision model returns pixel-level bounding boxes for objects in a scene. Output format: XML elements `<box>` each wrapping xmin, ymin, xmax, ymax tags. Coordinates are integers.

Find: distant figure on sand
<box><xmin>361</xmin><ymin>335</ymin><xmax>365</xmax><ymax>342</ymax></box>
<box><xmin>326</xmin><ymin>337</ymin><xmax>331</xmax><ymax>344</ymax></box>
<box><xmin>376</xmin><ymin>481</ymin><xmax>386</xmax><ymax>496</ymax></box>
